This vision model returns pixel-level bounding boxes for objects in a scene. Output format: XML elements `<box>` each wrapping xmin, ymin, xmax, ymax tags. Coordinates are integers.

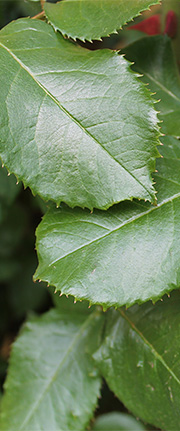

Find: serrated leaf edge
<box><xmin>0</xmin><ymin>37</ymin><xmax>160</xmax><ymax>209</ymax></box>
<box><xmin>34</xmin><ymin>190</ymin><xmax>180</xmax><ymax>310</ymax></box>
<box><xmin>44</xmin><ymin>0</ymin><xmax>161</xmax><ymax>43</ymax></box>
<box><xmin>1</xmin><ymin>308</ymin><xmax>103</xmax><ymax>430</ymax></box>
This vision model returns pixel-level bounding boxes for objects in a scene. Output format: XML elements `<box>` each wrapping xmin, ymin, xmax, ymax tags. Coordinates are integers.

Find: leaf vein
<box><xmin>0</xmin><ymin>42</ymin><xmax>154</xmax><ymax>199</ymax></box>
<box><xmin>120</xmin><ymin>309</ymin><xmax>180</xmax><ymax>386</ymax></box>
<box><xmin>44</xmin><ymin>192</ymin><xmax>180</xmax><ymax>270</ymax></box>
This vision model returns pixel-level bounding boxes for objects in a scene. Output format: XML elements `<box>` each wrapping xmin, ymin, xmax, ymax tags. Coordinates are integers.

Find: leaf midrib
<box><xmin>0</xmin><ymin>41</ymin><xmax>153</xmax><ymax>200</ymax></box>
<box><xmin>37</xmin><ymin>191</ymin><xmax>180</xmax><ymax>273</ymax></box>
<box><xmin>120</xmin><ymin>309</ymin><xmax>180</xmax><ymax>386</ymax></box>
<box><xmin>19</xmin><ymin>311</ymin><xmax>97</xmax><ymax>430</ymax></box>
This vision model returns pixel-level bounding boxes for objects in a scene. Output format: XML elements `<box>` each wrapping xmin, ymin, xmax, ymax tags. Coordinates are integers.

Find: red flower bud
<box><xmin>164</xmin><ymin>10</ymin><xmax>177</xmax><ymax>38</ymax></box>
<box><xmin>128</xmin><ymin>14</ymin><xmax>161</xmax><ymax>36</ymax></box>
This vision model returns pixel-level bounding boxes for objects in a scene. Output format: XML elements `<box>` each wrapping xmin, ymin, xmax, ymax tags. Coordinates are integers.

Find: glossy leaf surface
<box><xmin>35</xmin><ymin>136</ymin><xmax>180</xmax><ymax>308</ymax></box>
<box><xmin>94</xmin><ymin>292</ymin><xmax>180</xmax><ymax>430</ymax></box>
<box><xmin>44</xmin><ymin>0</ymin><xmax>160</xmax><ymax>42</ymax></box>
<box><xmin>92</xmin><ymin>412</ymin><xmax>146</xmax><ymax>430</ymax></box>
<box><xmin>0</xmin><ymin>19</ymin><xmax>159</xmax><ymax>209</ymax></box>
<box><xmin>0</xmin><ymin>302</ymin><xmax>104</xmax><ymax>431</ymax></box>
<box><xmin>124</xmin><ymin>35</ymin><xmax>180</xmax><ymax>136</ymax></box>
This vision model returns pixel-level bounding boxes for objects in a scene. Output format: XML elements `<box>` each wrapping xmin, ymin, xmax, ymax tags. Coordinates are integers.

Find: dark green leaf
<box><xmin>0</xmin><ymin>304</ymin><xmax>104</xmax><ymax>431</ymax></box>
<box><xmin>92</xmin><ymin>412</ymin><xmax>146</xmax><ymax>430</ymax></box>
<box><xmin>123</xmin><ymin>35</ymin><xmax>180</xmax><ymax>136</ymax></box>
<box><xmin>0</xmin><ymin>19</ymin><xmax>159</xmax><ymax>210</ymax></box>
<box><xmin>44</xmin><ymin>0</ymin><xmax>160</xmax><ymax>42</ymax></box>
<box><xmin>34</xmin><ymin>136</ymin><xmax>180</xmax><ymax>308</ymax></box>
<box><xmin>94</xmin><ymin>291</ymin><xmax>180</xmax><ymax>430</ymax></box>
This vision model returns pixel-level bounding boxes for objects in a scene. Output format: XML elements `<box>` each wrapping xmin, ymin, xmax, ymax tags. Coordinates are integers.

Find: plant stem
<box><xmin>41</xmin><ymin>0</ymin><xmax>45</xmax><ymax>10</ymax></box>
<box><xmin>32</xmin><ymin>11</ymin><xmax>45</xmax><ymax>20</ymax></box>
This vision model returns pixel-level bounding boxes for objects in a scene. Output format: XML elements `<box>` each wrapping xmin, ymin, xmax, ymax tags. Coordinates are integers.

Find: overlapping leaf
<box><xmin>124</xmin><ymin>35</ymin><xmax>180</xmax><ymax>136</ymax></box>
<box><xmin>94</xmin><ymin>291</ymin><xmax>180</xmax><ymax>430</ymax></box>
<box><xmin>0</xmin><ymin>300</ymin><xmax>104</xmax><ymax>431</ymax></box>
<box><xmin>0</xmin><ymin>18</ymin><xmax>159</xmax><ymax>210</ymax></box>
<box><xmin>44</xmin><ymin>0</ymin><xmax>160</xmax><ymax>42</ymax></box>
<box><xmin>34</xmin><ymin>135</ymin><xmax>180</xmax><ymax>308</ymax></box>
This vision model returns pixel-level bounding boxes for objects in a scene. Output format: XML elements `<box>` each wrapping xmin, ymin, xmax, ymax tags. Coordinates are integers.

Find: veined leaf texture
<box><xmin>35</xmin><ymin>136</ymin><xmax>180</xmax><ymax>308</ymax></box>
<box><xmin>0</xmin><ymin>19</ymin><xmax>159</xmax><ymax>209</ymax></box>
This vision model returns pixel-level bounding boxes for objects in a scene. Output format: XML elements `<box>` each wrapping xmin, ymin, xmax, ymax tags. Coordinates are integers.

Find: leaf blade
<box><xmin>0</xmin><ymin>19</ymin><xmax>160</xmax><ymax>209</ymax></box>
<box><xmin>44</xmin><ymin>0</ymin><xmax>161</xmax><ymax>42</ymax></box>
<box><xmin>0</xmin><ymin>304</ymin><xmax>104</xmax><ymax>431</ymax></box>
<box><xmin>34</xmin><ymin>136</ymin><xmax>180</xmax><ymax>308</ymax></box>
<box><xmin>94</xmin><ymin>292</ymin><xmax>180</xmax><ymax>430</ymax></box>
<box><xmin>123</xmin><ymin>35</ymin><xmax>180</xmax><ymax>136</ymax></box>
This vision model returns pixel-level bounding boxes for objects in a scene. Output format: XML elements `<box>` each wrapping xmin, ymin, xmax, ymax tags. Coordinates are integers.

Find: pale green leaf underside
<box><xmin>44</xmin><ymin>0</ymin><xmax>160</xmax><ymax>42</ymax></box>
<box><xmin>0</xmin><ymin>304</ymin><xmax>104</xmax><ymax>431</ymax></box>
<box><xmin>92</xmin><ymin>412</ymin><xmax>146</xmax><ymax>430</ymax></box>
<box><xmin>35</xmin><ymin>136</ymin><xmax>180</xmax><ymax>308</ymax></box>
<box><xmin>0</xmin><ymin>19</ymin><xmax>159</xmax><ymax>210</ymax></box>
<box><xmin>124</xmin><ymin>35</ymin><xmax>180</xmax><ymax>137</ymax></box>
<box><xmin>94</xmin><ymin>292</ymin><xmax>180</xmax><ymax>430</ymax></box>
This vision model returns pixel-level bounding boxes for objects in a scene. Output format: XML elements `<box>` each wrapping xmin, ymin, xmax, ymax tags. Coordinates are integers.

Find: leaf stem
<box><xmin>41</xmin><ymin>0</ymin><xmax>45</xmax><ymax>9</ymax></box>
<box><xmin>31</xmin><ymin>11</ymin><xmax>45</xmax><ymax>20</ymax></box>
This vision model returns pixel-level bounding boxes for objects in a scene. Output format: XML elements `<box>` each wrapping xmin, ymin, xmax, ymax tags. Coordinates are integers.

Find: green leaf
<box><xmin>123</xmin><ymin>35</ymin><xmax>180</xmax><ymax>137</ymax></box>
<box><xmin>0</xmin><ymin>304</ymin><xmax>104</xmax><ymax>431</ymax></box>
<box><xmin>92</xmin><ymin>412</ymin><xmax>146</xmax><ymax>431</ymax></box>
<box><xmin>34</xmin><ymin>135</ymin><xmax>180</xmax><ymax>308</ymax></box>
<box><xmin>94</xmin><ymin>291</ymin><xmax>180</xmax><ymax>430</ymax></box>
<box><xmin>0</xmin><ymin>18</ymin><xmax>159</xmax><ymax>210</ymax></box>
<box><xmin>44</xmin><ymin>0</ymin><xmax>160</xmax><ymax>42</ymax></box>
